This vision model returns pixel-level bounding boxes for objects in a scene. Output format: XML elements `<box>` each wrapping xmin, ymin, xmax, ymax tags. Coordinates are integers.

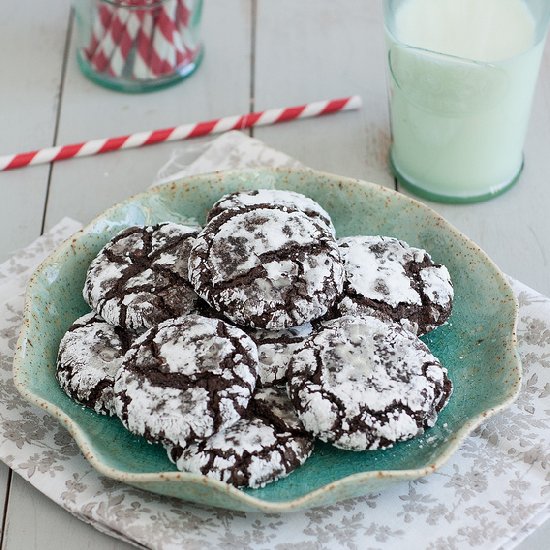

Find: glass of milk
<box><xmin>385</xmin><ymin>0</ymin><xmax>550</xmax><ymax>202</ymax></box>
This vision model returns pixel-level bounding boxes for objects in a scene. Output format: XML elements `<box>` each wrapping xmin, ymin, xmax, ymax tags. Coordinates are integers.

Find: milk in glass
<box><xmin>385</xmin><ymin>0</ymin><xmax>547</xmax><ymax>201</ymax></box>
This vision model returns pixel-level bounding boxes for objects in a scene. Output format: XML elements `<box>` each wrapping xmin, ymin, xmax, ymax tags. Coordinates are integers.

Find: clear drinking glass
<box><xmin>384</xmin><ymin>0</ymin><xmax>550</xmax><ymax>203</ymax></box>
<box><xmin>73</xmin><ymin>0</ymin><xmax>203</xmax><ymax>93</ymax></box>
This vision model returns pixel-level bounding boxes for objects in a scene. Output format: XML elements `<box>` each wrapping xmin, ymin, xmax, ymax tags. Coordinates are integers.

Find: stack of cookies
<box><xmin>56</xmin><ymin>189</ymin><xmax>454</xmax><ymax>489</ymax></box>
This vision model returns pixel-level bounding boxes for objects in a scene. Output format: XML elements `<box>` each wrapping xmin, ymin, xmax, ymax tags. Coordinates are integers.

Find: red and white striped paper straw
<box><xmin>89</xmin><ymin>8</ymin><xmax>130</xmax><ymax>74</ymax></box>
<box><xmin>85</xmin><ymin>2</ymin><xmax>115</xmax><ymax>59</ymax></box>
<box><xmin>0</xmin><ymin>96</ymin><xmax>362</xmax><ymax>172</ymax></box>
<box><xmin>108</xmin><ymin>11</ymin><xmax>142</xmax><ymax>77</ymax></box>
<box><xmin>150</xmin><ymin>0</ymin><xmax>180</xmax><ymax>76</ymax></box>
<box><xmin>132</xmin><ymin>9</ymin><xmax>155</xmax><ymax>79</ymax></box>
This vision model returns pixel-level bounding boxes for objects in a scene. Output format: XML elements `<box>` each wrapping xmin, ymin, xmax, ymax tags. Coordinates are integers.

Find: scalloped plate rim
<box><xmin>12</xmin><ymin>167</ymin><xmax>522</xmax><ymax>513</ymax></box>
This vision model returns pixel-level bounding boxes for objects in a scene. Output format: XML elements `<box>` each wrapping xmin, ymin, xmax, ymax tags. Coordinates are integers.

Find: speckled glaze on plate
<box><xmin>13</xmin><ymin>168</ymin><xmax>521</xmax><ymax>512</ymax></box>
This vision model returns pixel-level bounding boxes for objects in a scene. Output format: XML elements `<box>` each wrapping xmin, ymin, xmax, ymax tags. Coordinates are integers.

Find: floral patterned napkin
<box><xmin>0</xmin><ymin>132</ymin><xmax>548</xmax><ymax>549</ymax></box>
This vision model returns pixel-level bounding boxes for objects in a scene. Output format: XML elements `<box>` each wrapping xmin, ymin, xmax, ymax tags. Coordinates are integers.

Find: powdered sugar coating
<box><xmin>167</xmin><ymin>417</ymin><xmax>314</xmax><ymax>488</ymax></box>
<box><xmin>114</xmin><ymin>314</ymin><xmax>259</xmax><ymax>448</ymax></box>
<box><xmin>248</xmin><ymin>323</ymin><xmax>314</xmax><ymax>386</ymax></box>
<box><xmin>207</xmin><ymin>189</ymin><xmax>335</xmax><ymax>235</ymax></box>
<box><xmin>287</xmin><ymin>315</ymin><xmax>452</xmax><ymax>451</ymax></box>
<box><xmin>337</xmin><ymin>236</ymin><xmax>454</xmax><ymax>335</ymax></box>
<box><xmin>420</xmin><ymin>265</ymin><xmax>454</xmax><ymax>306</ymax></box>
<box><xmin>83</xmin><ymin>222</ymin><xmax>201</xmax><ymax>331</ymax></box>
<box><xmin>56</xmin><ymin>312</ymin><xmax>134</xmax><ymax>416</ymax></box>
<box><xmin>189</xmin><ymin>206</ymin><xmax>345</xmax><ymax>329</ymax></box>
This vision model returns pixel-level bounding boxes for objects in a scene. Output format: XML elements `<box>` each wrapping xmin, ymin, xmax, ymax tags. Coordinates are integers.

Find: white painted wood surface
<box><xmin>254</xmin><ymin>0</ymin><xmax>393</xmax><ymax>187</ymax></box>
<box><xmin>0</xmin><ymin>0</ymin><xmax>549</xmax><ymax>548</ymax></box>
<box><xmin>0</xmin><ymin>0</ymin><xmax>70</xmax><ymax>262</ymax></box>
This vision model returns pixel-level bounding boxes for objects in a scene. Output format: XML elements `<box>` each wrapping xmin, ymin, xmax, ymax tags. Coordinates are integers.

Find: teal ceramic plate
<box><xmin>13</xmin><ymin>168</ymin><xmax>521</xmax><ymax>512</ymax></box>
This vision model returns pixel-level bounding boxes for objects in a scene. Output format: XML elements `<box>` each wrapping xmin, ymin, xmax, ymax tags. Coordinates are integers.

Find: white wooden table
<box><xmin>1</xmin><ymin>1</ymin><xmax>549</xmax><ymax>548</ymax></box>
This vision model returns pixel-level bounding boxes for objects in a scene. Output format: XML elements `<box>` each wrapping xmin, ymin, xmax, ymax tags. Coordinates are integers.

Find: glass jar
<box><xmin>73</xmin><ymin>0</ymin><xmax>203</xmax><ymax>93</ymax></box>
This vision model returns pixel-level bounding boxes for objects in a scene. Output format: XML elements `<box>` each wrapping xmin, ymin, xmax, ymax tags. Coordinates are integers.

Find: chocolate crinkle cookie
<box><xmin>206</xmin><ymin>188</ymin><xmax>336</xmax><ymax>235</ymax></box>
<box><xmin>83</xmin><ymin>222</ymin><xmax>201</xmax><ymax>331</ymax></box>
<box><xmin>188</xmin><ymin>206</ymin><xmax>345</xmax><ymax>329</ymax></box>
<box><xmin>56</xmin><ymin>312</ymin><xmax>135</xmax><ymax>416</ymax></box>
<box><xmin>165</xmin><ymin>386</ymin><xmax>313</xmax><ymax>489</ymax></box>
<box><xmin>114</xmin><ymin>314</ymin><xmax>259</xmax><ymax>448</ymax></box>
<box><xmin>287</xmin><ymin>315</ymin><xmax>452</xmax><ymax>451</ymax></box>
<box><xmin>249</xmin><ymin>385</ymin><xmax>312</xmax><ymax>436</ymax></box>
<box><xmin>336</xmin><ymin>236</ymin><xmax>454</xmax><ymax>335</ymax></box>
<box><xmin>247</xmin><ymin>323</ymin><xmax>314</xmax><ymax>386</ymax></box>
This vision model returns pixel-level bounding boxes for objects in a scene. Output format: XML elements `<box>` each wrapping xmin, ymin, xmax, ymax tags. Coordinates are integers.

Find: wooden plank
<box><xmin>395</xmin><ymin>41</ymin><xmax>550</xmax><ymax>296</ymax></box>
<box><xmin>44</xmin><ymin>0</ymin><xmax>253</xmax><ymax>231</ymax></box>
<box><xmin>253</xmin><ymin>0</ymin><xmax>393</xmax><ymax>186</ymax></box>
<box><xmin>0</xmin><ymin>464</ymin><xmax>10</xmax><ymax>540</ymax></box>
<box><xmin>2</xmin><ymin>474</ymin><xmax>134</xmax><ymax>550</ymax></box>
<box><xmin>0</xmin><ymin>1</ymin><xmax>69</xmax><ymax>543</ymax></box>
<box><xmin>517</xmin><ymin>518</ymin><xmax>550</xmax><ymax>550</ymax></box>
<box><xmin>0</xmin><ymin>0</ymin><xmax>70</xmax><ymax>263</ymax></box>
